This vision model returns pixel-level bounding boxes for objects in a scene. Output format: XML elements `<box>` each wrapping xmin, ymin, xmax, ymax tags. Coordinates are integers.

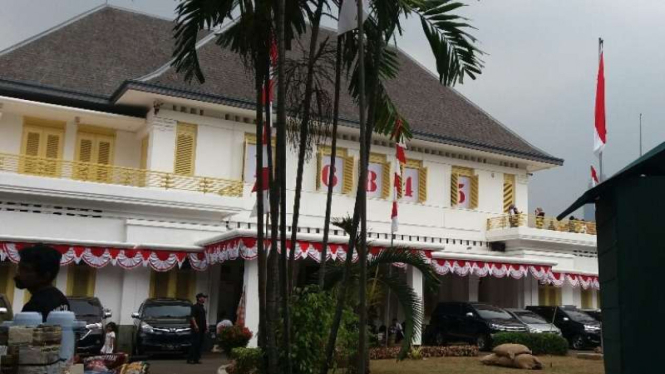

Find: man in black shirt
<box><xmin>188</xmin><ymin>293</ymin><xmax>208</xmax><ymax>364</ymax></box>
<box><xmin>14</xmin><ymin>245</ymin><xmax>69</xmax><ymax>321</ymax></box>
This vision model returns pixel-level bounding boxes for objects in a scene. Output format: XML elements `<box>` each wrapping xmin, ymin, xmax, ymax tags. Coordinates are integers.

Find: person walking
<box><xmin>188</xmin><ymin>293</ymin><xmax>208</xmax><ymax>364</ymax></box>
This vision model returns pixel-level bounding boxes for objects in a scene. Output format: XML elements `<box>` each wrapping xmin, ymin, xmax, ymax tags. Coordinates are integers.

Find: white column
<box><xmin>561</xmin><ymin>283</ymin><xmax>575</xmax><ymax>306</ymax></box>
<box><xmin>468</xmin><ymin>275</ymin><xmax>480</xmax><ymax>302</ymax></box>
<box><xmin>12</xmin><ymin>287</ymin><xmax>26</xmax><ymax>311</ymax></box>
<box><xmin>93</xmin><ymin>266</ymin><xmax>124</xmax><ymax>325</ymax></box>
<box><xmin>523</xmin><ymin>277</ymin><xmax>539</xmax><ymax>308</ymax></box>
<box><xmin>145</xmin><ymin>116</ymin><xmax>177</xmax><ymax>173</ymax></box>
<box><xmin>118</xmin><ymin>267</ymin><xmax>151</xmax><ymax>326</ymax></box>
<box><xmin>591</xmin><ymin>289</ymin><xmax>598</xmax><ymax>309</ymax></box>
<box><xmin>243</xmin><ymin>260</ymin><xmax>260</xmax><ymax>348</ymax></box>
<box><xmin>572</xmin><ymin>286</ymin><xmax>582</xmax><ymax>308</ymax></box>
<box><xmin>55</xmin><ymin>266</ymin><xmax>68</xmax><ymax>294</ymax></box>
<box><xmin>406</xmin><ymin>265</ymin><xmax>423</xmax><ymax>345</ymax></box>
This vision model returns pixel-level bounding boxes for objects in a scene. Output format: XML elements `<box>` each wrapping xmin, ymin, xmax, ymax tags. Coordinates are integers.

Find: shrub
<box><xmin>369</xmin><ymin>345</ymin><xmax>478</xmax><ymax>360</ymax></box>
<box><xmin>230</xmin><ymin>348</ymin><xmax>263</xmax><ymax>374</ymax></box>
<box><xmin>491</xmin><ymin>333</ymin><xmax>568</xmax><ymax>356</ymax></box>
<box><xmin>218</xmin><ymin>325</ymin><xmax>253</xmax><ymax>355</ymax></box>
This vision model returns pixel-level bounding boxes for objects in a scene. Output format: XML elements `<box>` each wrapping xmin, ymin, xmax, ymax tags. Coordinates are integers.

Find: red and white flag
<box><xmin>591</xmin><ymin>166</ymin><xmax>599</xmax><ymax>187</ymax></box>
<box><xmin>250</xmin><ymin>126</ymin><xmax>270</xmax><ymax>217</ymax></box>
<box><xmin>392</xmin><ymin>141</ymin><xmax>407</xmax><ymax>233</ymax></box>
<box><xmin>338</xmin><ymin>0</ymin><xmax>370</xmax><ymax>35</ymax></box>
<box><xmin>594</xmin><ymin>50</ymin><xmax>606</xmax><ymax>155</ymax></box>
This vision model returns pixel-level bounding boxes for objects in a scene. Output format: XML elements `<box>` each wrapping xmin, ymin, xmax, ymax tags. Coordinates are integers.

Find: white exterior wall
<box><xmin>95</xmin><ymin>266</ymin><xmax>125</xmax><ymax>324</ymax></box>
<box><xmin>0</xmin><ymin>112</ymin><xmax>23</xmax><ymax>154</ymax></box>
<box><xmin>118</xmin><ymin>267</ymin><xmax>151</xmax><ymax>325</ymax></box>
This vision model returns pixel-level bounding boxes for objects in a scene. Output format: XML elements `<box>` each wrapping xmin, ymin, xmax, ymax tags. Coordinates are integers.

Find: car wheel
<box><xmin>476</xmin><ymin>334</ymin><xmax>491</xmax><ymax>351</ymax></box>
<box><xmin>435</xmin><ymin>332</ymin><xmax>446</xmax><ymax>346</ymax></box>
<box><xmin>571</xmin><ymin>335</ymin><xmax>585</xmax><ymax>350</ymax></box>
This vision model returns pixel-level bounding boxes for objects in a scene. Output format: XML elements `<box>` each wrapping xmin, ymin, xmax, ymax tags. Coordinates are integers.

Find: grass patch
<box><xmin>371</xmin><ymin>355</ymin><xmax>604</xmax><ymax>374</ymax></box>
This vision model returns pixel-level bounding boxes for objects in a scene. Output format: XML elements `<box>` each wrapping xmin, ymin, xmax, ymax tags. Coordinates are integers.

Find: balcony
<box><xmin>0</xmin><ymin>152</ymin><xmax>243</xmax><ymax>197</ymax></box>
<box><xmin>0</xmin><ymin>152</ymin><xmax>245</xmax><ymax>217</ymax></box>
<box><xmin>487</xmin><ymin>214</ymin><xmax>596</xmax><ymax>235</ymax></box>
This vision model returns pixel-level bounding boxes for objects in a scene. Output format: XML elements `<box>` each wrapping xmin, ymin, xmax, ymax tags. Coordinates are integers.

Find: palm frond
<box><xmin>377</xmin><ymin>272</ymin><xmax>423</xmax><ymax>360</ymax></box>
<box><xmin>367</xmin><ymin>248</ymin><xmax>439</xmax><ymax>292</ymax></box>
<box><xmin>414</xmin><ymin>0</ymin><xmax>484</xmax><ymax>86</ymax></box>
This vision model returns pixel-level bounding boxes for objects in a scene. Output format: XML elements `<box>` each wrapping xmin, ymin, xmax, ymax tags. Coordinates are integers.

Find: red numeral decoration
<box><xmin>405</xmin><ymin>177</ymin><xmax>413</xmax><ymax>197</ymax></box>
<box><xmin>367</xmin><ymin>170</ymin><xmax>378</xmax><ymax>192</ymax></box>
<box><xmin>322</xmin><ymin>164</ymin><xmax>338</xmax><ymax>187</ymax></box>
<box><xmin>459</xmin><ymin>183</ymin><xmax>466</xmax><ymax>204</ymax></box>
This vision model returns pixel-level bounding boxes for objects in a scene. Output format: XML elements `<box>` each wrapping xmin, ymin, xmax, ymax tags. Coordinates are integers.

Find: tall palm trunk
<box><xmin>254</xmin><ymin>56</ymin><xmax>267</xmax><ymax>353</ymax></box>
<box><xmin>318</xmin><ymin>34</ymin><xmax>343</xmax><ymax>289</ymax></box>
<box><xmin>276</xmin><ymin>1</ymin><xmax>293</xmax><ymax>373</ymax></box>
<box><xmin>288</xmin><ymin>0</ymin><xmax>326</xmax><ymax>292</ymax></box>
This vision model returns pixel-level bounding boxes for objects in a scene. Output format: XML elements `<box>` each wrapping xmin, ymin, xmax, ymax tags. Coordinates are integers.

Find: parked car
<box><xmin>68</xmin><ymin>297</ymin><xmax>112</xmax><ymax>354</ymax></box>
<box><xmin>526</xmin><ymin>305</ymin><xmax>601</xmax><ymax>350</ymax></box>
<box><xmin>132</xmin><ymin>298</ymin><xmax>193</xmax><ymax>356</ymax></box>
<box><xmin>425</xmin><ymin>302</ymin><xmax>527</xmax><ymax>350</ymax></box>
<box><xmin>581</xmin><ymin>308</ymin><xmax>602</xmax><ymax>322</ymax></box>
<box><xmin>505</xmin><ymin>308</ymin><xmax>562</xmax><ymax>335</ymax></box>
<box><xmin>0</xmin><ymin>294</ymin><xmax>13</xmax><ymax>323</ymax></box>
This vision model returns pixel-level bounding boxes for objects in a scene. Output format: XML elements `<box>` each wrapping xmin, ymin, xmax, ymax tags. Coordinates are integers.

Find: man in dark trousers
<box><xmin>188</xmin><ymin>293</ymin><xmax>208</xmax><ymax>364</ymax></box>
<box><xmin>14</xmin><ymin>244</ymin><xmax>69</xmax><ymax>322</ymax></box>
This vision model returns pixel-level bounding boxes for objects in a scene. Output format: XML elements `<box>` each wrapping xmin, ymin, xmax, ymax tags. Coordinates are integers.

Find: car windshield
<box><xmin>143</xmin><ymin>304</ymin><xmax>191</xmax><ymax>319</ymax></box>
<box><xmin>564</xmin><ymin>309</ymin><xmax>597</xmax><ymax>323</ymax></box>
<box><xmin>69</xmin><ymin>299</ymin><xmax>102</xmax><ymax>317</ymax></box>
<box><xmin>514</xmin><ymin>311</ymin><xmax>547</xmax><ymax>324</ymax></box>
<box><xmin>473</xmin><ymin>305</ymin><xmax>513</xmax><ymax>320</ymax></box>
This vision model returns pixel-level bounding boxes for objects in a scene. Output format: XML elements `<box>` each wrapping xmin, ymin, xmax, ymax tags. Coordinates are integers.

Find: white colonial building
<box><xmin>0</xmin><ymin>6</ymin><xmax>598</xmax><ymax>349</ymax></box>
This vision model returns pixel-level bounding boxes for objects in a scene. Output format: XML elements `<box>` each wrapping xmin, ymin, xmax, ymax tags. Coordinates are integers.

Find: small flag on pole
<box><xmin>338</xmin><ymin>0</ymin><xmax>370</xmax><ymax>35</ymax></box>
<box><xmin>594</xmin><ymin>48</ymin><xmax>606</xmax><ymax>155</ymax></box>
<box><xmin>250</xmin><ymin>126</ymin><xmax>271</xmax><ymax>217</ymax></box>
<box><xmin>591</xmin><ymin>166</ymin><xmax>599</xmax><ymax>187</ymax></box>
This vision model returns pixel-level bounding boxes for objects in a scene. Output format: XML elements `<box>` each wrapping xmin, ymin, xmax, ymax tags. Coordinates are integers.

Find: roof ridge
<box><xmin>137</xmin><ymin>21</ymin><xmax>237</xmax><ymax>83</ymax></box>
<box><xmin>0</xmin><ymin>4</ymin><xmax>107</xmax><ymax>58</ymax></box>
<box><xmin>105</xmin><ymin>4</ymin><xmax>174</xmax><ymax>22</ymax></box>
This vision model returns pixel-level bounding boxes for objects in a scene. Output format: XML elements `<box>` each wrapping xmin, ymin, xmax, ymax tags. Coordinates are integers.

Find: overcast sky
<box><xmin>2</xmin><ymin>0</ymin><xmax>664</xmax><ymax>217</ymax></box>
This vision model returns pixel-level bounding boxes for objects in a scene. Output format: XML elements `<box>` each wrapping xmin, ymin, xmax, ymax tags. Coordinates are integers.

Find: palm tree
<box><xmin>322</xmin><ymin>217</ymin><xmax>440</xmax><ymax>360</ymax></box>
<box><xmin>322</xmin><ymin>1</ymin><xmax>485</xmax><ymax>373</ymax></box>
<box><xmin>172</xmin><ymin>1</ymin><xmax>308</xmax><ymax>372</ymax></box>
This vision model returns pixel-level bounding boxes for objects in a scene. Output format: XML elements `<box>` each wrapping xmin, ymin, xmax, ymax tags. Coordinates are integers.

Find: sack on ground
<box><xmin>493</xmin><ymin>343</ymin><xmax>532</xmax><ymax>359</ymax></box>
<box><xmin>513</xmin><ymin>354</ymin><xmax>543</xmax><ymax>370</ymax></box>
<box><xmin>480</xmin><ymin>353</ymin><xmax>514</xmax><ymax>367</ymax></box>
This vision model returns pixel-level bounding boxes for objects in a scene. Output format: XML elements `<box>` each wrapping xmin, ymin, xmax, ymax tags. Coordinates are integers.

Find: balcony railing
<box><xmin>487</xmin><ymin>214</ymin><xmax>596</xmax><ymax>235</ymax></box>
<box><xmin>0</xmin><ymin>152</ymin><xmax>243</xmax><ymax>197</ymax></box>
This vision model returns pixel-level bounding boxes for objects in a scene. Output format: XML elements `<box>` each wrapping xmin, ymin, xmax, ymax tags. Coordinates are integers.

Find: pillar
<box><xmin>243</xmin><ymin>260</ymin><xmax>260</xmax><ymax>348</ymax></box>
<box><xmin>145</xmin><ymin>115</ymin><xmax>177</xmax><ymax>173</ymax></box>
<box><xmin>561</xmin><ymin>283</ymin><xmax>575</xmax><ymax>306</ymax></box>
<box><xmin>572</xmin><ymin>286</ymin><xmax>582</xmax><ymax>308</ymax></box>
<box><xmin>591</xmin><ymin>289</ymin><xmax>599</xmax><ymax>309</ymax></box>
<box><xmin>406</xmin><ymin>265</ymin><xmax>423</xmax><ymax>345</ymax></box>
<box><xmin>117</xmin><ymin>267</ymin><xmax>151</xmax><ymax>352</ymax></box>
<box><xmin>523</xmin><ymin>276</ymin><xmax>539</xmax><ymax>308</ymax></box>
<box><xmin>468</xmin><ymin>275</ymin><xmax>480</xmax><ymax>302</ymax></box>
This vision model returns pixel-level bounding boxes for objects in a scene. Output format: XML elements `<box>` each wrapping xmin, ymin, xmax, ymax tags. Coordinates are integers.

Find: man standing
<box><xmin>188</xmin><ymin>293</ymin><xmax>208</xmax><ymax>364</ymax></box>
<box><xmin>14</xmin><ymin>244</ymin><xmax>69</xmax><ymax>321</ymax></box>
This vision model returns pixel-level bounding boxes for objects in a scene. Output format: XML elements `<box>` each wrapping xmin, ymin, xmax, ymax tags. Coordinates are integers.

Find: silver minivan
<box><xmin>505</xmin><ymin>308</ymin><xmax>561</xmax><ymax>335</ymax></box>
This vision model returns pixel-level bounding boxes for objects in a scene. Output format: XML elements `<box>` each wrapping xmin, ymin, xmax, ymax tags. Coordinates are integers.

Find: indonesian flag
<box><xmin>591</xmin><ymin>166</ymin><xmax>599</xmax><ymax>187</ymax></box>
<box><xmin>594</xmin><ymin>51</ymin><xmax>606</xmax><ymax>155</ymax></box>
<box><xmin>250</xmin><ymin>127</ymin><xmax>270</xmax><ymax>217</ymax></box>
<box><xmin>338</xmin><ymin>0</ymin><xmax>370</xmax><ymax>35</ymax></box>
<box><xmin>392</xmin><ymin>141</ymin><xmax>407</xmax><ymax>233</ymax></box>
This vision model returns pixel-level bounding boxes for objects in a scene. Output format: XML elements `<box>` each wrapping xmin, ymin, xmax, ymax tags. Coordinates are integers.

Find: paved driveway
<box><xmin>147</xmin><ymin>353</ymin><xmax>228</xmax><ymax>374</ymax></box>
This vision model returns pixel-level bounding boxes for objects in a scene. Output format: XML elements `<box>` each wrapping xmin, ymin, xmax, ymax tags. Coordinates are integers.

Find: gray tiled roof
<box><xmin>0</xmin><ymin>6</ymin><xmax>561</xmax><ymax>165</ymax></box>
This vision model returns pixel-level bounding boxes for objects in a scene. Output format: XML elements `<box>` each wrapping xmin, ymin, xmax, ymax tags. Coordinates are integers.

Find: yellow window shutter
<box><xmin>470</xmin><ymin>174</ymin><xmax>479</xmax><ymax>209</ymax></box>
<box><xmin>503</xmin><ymin>174</ymin><xmax>515</xmax><ymax>212</ymax></box>
<box><xmin>538</xmin><ymin>285</ymin><xmax>547</xmax><ymax>306</ymax></box>
<box><xmin>418</xmin><ymin>166</ymin><xmax>428</xmax><ymax>203</ymax></box>
<box><xmin>342</xmin><ymin>155</ymin><xmax>354</xmax><ymax>194</ymax></box>
<box><xmin>78</xmin><ymin>138</ymin><xmax>94</xmax><ymax>163</ymax></box>
<box><xmin>174</xmin><ymin>123</ymin><xmax>197</xmax><ymax>176</ymax></box>
<box><xmin>23</xmin><ymin>130</ymin><xmax>41</xmax><ymax>157</ymax></box>
<box><xmin>140</xmin><ymin>136</ymin><xmax>149</xmax><ymax>170</ymax></box>
<box><xmin>96</xmin><ymin>136</ymin><xmax>114</xmax><ymax>165</ymax></box>
<box><xmin>43</xmin><ymin>131</ymin><xmax>63</xmax><ymax>177</ymax></box>
<box><xmin>450</xmin><ymin>172</ymin><xmax>458</xmax><ymax>206</ymax></box>
<box><xmin>316</xmin><ymin>150</ymin><xmax>322</xmax><ymax>190</ymax></box>
<box><xmin>381</xmin><ymin>162</ymin><xmax>391</xmax><ymax>199</ymax></box>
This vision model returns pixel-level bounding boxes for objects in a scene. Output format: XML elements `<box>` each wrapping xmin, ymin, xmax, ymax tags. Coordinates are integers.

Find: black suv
<box><xmin>526</xmin><ymin>305</ymin><xmax>602</xmax><ymax>350</ymax></box>
<box><xmin>425</xmin><ymin>302</ymin><xmax>527</xmax><ymax>350</ymax></box>
<box><xmin>69</xmin><ymin>297</ymin><xmax>112</xmax><ymax>354</ymax></box>
<box><xmin>132</xmin><ymin>298</ymin><xmax>193</xmax><ymax>356</ymax></box>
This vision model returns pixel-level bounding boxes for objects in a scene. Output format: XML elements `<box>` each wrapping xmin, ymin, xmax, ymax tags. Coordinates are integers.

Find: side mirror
<box><xmin>562</xmin><ymin>317</ymin><xmax>570</xmax><ymax>322</ymax></box>
<box><xmin>0</xmin><ymin>307</ymin><xmax>7</xmax><ymax>314</ymax></box>
<box><xmin>465</xmin><ymin>312</ymin><xmax>474</xmax><ymax>318</ymax></box>
<box><xmin>131</xmin><ymin>312</ymin><xmax>140</xmax><ymax>319</ymax></box>
<box><xmin>103</xmin><ymin>309</ymin><xmax>113</xmax><ymax>319</ymax></box>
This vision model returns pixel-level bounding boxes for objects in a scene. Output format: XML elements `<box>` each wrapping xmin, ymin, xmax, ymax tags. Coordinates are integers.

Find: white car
<box><xmin>506</xmin><ymin>308</ymin><xmax>562</xmax><ymax>335</ymax></box>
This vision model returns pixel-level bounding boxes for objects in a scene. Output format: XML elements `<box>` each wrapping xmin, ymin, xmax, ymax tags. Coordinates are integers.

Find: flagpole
<box><xmin>598</xmin><ymin>38</ymin><xmax>604</xmax><ymax>182</ymax></box>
